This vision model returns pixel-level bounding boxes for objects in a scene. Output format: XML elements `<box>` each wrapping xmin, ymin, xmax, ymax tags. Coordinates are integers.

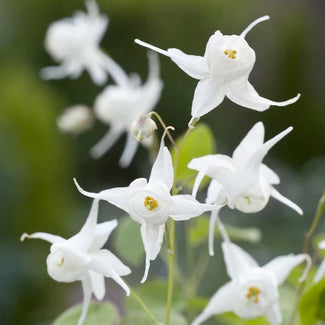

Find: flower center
<box><xmin>224</xmin><ymin>49</ymin><xmax>237</xmax><ymax>59</ymax></box>
<box><xmin>246</xmin><ymin>286</ymin><xmax>260</xmax><ymax>303</ymax></box>
<box><xmin>57</xmin><ymin>257</ymin><xmax>64</xmax><ymax>268</ymax></box>
<box><xmin>144</xmin><ymin>196</ymin><xmax>159</xmax><ymax>211</ymax></box>
<box><xmin>244</xmin><ymin>196</ymin><xmax>252</xmax><ymax>205</ymax></box>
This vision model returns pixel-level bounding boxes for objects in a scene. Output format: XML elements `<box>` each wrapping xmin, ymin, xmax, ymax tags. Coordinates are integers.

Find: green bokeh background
<box><xmin>0</xmin><ymin>0</ymin><xmax>324</xmax><ymax>324</ymax></box>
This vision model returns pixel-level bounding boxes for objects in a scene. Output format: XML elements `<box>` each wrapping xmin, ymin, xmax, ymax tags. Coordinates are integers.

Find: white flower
<box><xmin>21</xmin><ymin>199</ymin><xmax>131</xmax><ymax>325</ymax></box>
<box><xmin>313</xmin><ymin>240</ymin><xmax>325</xmax><ymax>283</ymax></box>
<box><xmin>41</xmin><ymin>0</ymin><xmax>129</xmax><ymax>86</ymax></box>
<box><xmin>57</xmin><ymin>105</ymin><xmax>94</xmax><ymax>135</ymax></box>
<box><xmin>191</xmin><ymin>241</ymin><xmax>309</xmax><ymax>325</ymax></box>
<box><xmin>135</xmin><ymin>16</ymin><xmax>300</xmax><ymax>126</ymax></box>
<box><xmin>74</xmin><ymin>133</ymin><xmax>217</xmax><ymax>283</ymax></box>
<box><xmin>188</xmin><ymin>122</ymin><xmax>303</xmax><ymax>255</ymax></box>
<box><xmin>90</xmin><ymin>52</ymin><xmax>163</xmax><ymax>167</ymax></box>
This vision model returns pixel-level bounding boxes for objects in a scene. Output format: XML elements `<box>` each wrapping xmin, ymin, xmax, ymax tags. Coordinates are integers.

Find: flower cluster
<box><xmin>21</xmin><ymin>2</ymin><xmax>324</xmax><ymax>325</ymax></box>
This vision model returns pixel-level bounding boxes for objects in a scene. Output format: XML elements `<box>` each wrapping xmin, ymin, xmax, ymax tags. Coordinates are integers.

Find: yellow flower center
<box><xmin>57</xmin><ymin>257</ymin><xmax>64</xmax><ymax>268</ymax></box>
<box><xmin>224</xmin><ymin>49</ymin><xmax>237</xmax><ymax>59</ymax></box>
<box><xmin>246</xmin><ymin>286</ymin><xmax>260</xmax><ymax>303</ymax></box>
<box><xmin>144</xmin><ymin>196</ymin><xmax>159</xmax><ymax>211</ymax></box>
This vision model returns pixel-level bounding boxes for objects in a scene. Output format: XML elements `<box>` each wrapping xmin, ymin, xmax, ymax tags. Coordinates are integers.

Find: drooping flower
<box><xmin>75</xmin><ymin>132</ymin><xmax>217</xmax><ymax>283</ymax></box>
<box><xmin>21</xmin><ymin>199</ymin><xmax>131</xmax><ymax>325</ymax></box>
<box><xmin>188</xmin><ymin>122</ymin><xmax>303</xmax><ymax>255</ymax></box>
<box><xmin>313</xmin><ymin>239</ymin><xmax>325</xmax><ymax>283</ymax></box>
<box><xmin>57</xmin><ymin>105</ymin><xmax>94</xmax><ymax>135</ymax></box>
<box><xmin>90</xmin><ymin>52</ymin><xmax>163</xmax><ymax>167</ymax></box>
<box><xmin>191</xmin><ymin>241</ymin><xmax>309</xmax><ymax>325</ymax></box>
<box><xmin>41</xmin><ymin>0</ymin><xmax>129</xmax><ymax>86</ymax></box>
<box><xmin>131</xmin><ymin>114</ymin><xmax>157</xmax><ymax>142</ymax></box>
<box><xmin>135</xmin><ymin>16</ymin><xmax>300</xmax><ymax>126</ymax></box>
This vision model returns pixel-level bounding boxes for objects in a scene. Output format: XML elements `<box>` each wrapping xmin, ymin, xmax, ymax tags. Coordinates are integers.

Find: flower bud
<box><xmin>131</xmin><ymin>115</ymin><xmax>157</xmax><ymax>142</ymax></box>
<box><xmin>57</xmin><ymin>105</ymin><xmax>94</xmax><ymax>135</ymax></box>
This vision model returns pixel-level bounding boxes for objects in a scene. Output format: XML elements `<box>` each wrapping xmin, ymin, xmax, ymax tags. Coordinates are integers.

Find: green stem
<box><xmin>128</xmin><ymin>285</ymin><xmax>160</xmax><ymax>325</ymax></box>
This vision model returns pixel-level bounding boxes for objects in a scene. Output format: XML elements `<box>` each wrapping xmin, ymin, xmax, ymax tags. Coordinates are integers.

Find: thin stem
<box><xmin>127</xmin><ymin>284</ymin><xmax>160</xmax><ymax>325</ymax></box>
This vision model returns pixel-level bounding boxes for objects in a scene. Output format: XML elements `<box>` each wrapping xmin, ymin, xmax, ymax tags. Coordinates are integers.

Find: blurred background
<box><xmin>0</xmin><ymin>0</ymin><xmax>324</xmax><ymax>324</ymax></box>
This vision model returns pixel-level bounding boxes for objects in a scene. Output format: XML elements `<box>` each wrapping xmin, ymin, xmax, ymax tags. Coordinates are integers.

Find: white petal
<box><xmin>90</xmin><ymin>127</ymin><xmax>123</xmax><ymax>159</ymax></box>
<box><xmin>89</xmin><ymin>270</ymin><xmax>106</xmax><ymax>300</ymax></box>
<box><xmin>263</xmin><ymin>254</ymin><xmax>307</xmax><ymax>285</ymax></box>
<box><xmin>169</xmin><ymin>194</ymin><xmax>215</xmax><ymax>221</ymax></box>
<box><xmin>106</xmin><ymin>267</ymin><xmax>130</xmax><ymax>296</ymax></box>
<box><xmin>314</xmin><ymin>259</ymin><xmax>325</xmax><ymax>283</ymax></box>
<box><xmin>78</xmin><ymin>277</ymin><xmax>92</xmax><ymax>325</ymax></box>
<box><xmin>134</xmin><ymin>38</ymin><xmax>169</xmax><ymax>56</ymax></box>
<box><xmin>140</xmin><ymin>222</ymin><xmax>165</xmax><ymax>283</ymax></box>
<box><xmin>40</xmin><ymin>66</ymin><xmax>70</xmax><ymax>80</ymax></box>
<box><xmin>149</xmin><ymin>138</ymin><xmax>174</xmax><ymax>190</ymax></box>
<box><xmin>191</xmin><ymin>77</ymin><xmax>226</xmax><ymax>120</ymax></box>
<box><xmin>20</xmin><ymin>232</ymin><xmax>65</xmax><ymax>244</ymax></box>
<box><xmin>227</xmin><ymin>78</ymin><xmax>300</xmax><ymax>111</ymax></box>
<box><xmin>240</xmin><ymin>16</ymin><xmax>270</xmax><ymax>39</ymax></box>
<box><xmin>167</xmin><ymin>48</ymin><xmax>209</xmax><ymax>79</ymax></box>
<box><xmin>206</xmin><ymin>180</ymin><xmax>224</xmax><ymax>205</ymax></box>
<box><xmin>260</xmin><ymin>164</ymin><xmax>280</xmax><ymax>185</ymax></box>
<box><xmin>191</xmin><ymin>282</ymin><xmax>234</xmax><ymax>325</ymax></box>
<box><xmin>232</xmin><ymin>121</ymin><xmax>265</xmax><ymax>164</ymax></box>
<box><xmin>222</xmin><ymin>241</ymin><xmax>258</xmax><ymax>279</ymax></box>
<box><xmin>85</xmin><ymin>57</ymin><xmax>108</xmax><ymax>86</ymax></box>
<box><xmin>264</xmin><ymin>302</ymin><xmax>282</xmax><ymax>325</ymax></box>
<box><xmin>91</xmin><ymin>220</ymin><xmax>118</xmax><ymax>251</ymax></box>
<box><xmin>319</xmin><ymin>240</ymin><xmax>325</xmax><ymax>250</ymax></box>
<box><xmin>270</xmin><ymin>187</ymin><xmax>303</xmax><ymax>215</ymax></box>
<box><xmin>119</xmin><ymin>135</ymin><xmax>139</xmax><ymax>168</ymax></box>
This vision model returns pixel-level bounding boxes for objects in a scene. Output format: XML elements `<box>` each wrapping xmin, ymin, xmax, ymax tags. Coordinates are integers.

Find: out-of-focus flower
<box><xmin>188</xmin><ymin>122</ymin><xmax>303</xmax><ymax>255</ymax></box>
<box><xmin>131</xmin><ymin>114</ymin><xmax>157</xmax><ymax>142</ymax></box>
<box><xmin>57</xmin><ymin>105</ymin><xmax>94</xmax><ymax>135</ymax></box>
<box><xmin>313</xmin><ymin>240</ymin><xmax>325</xmax><ymax>283</ymax></box>
<box><xmin>90</xmin><ymin>52</ymin><xmax>163</xmax><ymax>167</ymax></box>
<box><xmin>21</xmin><ymin>200</ymin><xmax>130</xmax><ymax>325</ymax></box>
<box><xmin>75</xmin><ymin>132</ymin><xmax>217</xmax><ymax>283</ymax></box>
<box><xmin>41</xmin><ymin>0</ymin><xmax>129</xmax><ymax>86</ymax></box>
<box><xmin>135</xmin><ymin>16</ymin><xmax>300</xmax><ymax>126</ymax></box>
<box><xmin>191</xmin><ymin>241</ymin><xmax>309</xmax><ymax>325</ymax></box>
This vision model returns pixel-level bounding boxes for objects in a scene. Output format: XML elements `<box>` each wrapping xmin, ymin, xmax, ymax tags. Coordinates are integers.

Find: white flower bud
<box><xmin>131</xmin><ymin>115</ymin><xmax>157</xmax><ymax>142</ymax></box>
<box><xmin>57</xmin><ymin>105</ymin><xmax>94</xmax><ymax>135</ymax></box>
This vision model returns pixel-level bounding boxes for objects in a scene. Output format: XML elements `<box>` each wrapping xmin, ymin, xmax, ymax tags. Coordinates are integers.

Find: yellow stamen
<box><xmin>144</xmin><ymin>196</ymin><xmax>159</xmax><ymax>211</ymax></box>
<box><xmin>246</xmin><ymin>286</ymin><xmax>260</xmax><ymax>303</ymax></box>
<box><xmin>58</xmin><ymin>257</ymin><xmax>64</xmax><ymax>268</ymax></box>
<box><xmin>244</xmin><ymin>196</ymin><xmax>252</xmax><ymax>205</ymax></box>
<box><xmin>224</xmin><ymin>49</ymin><xmax>237</xmax><ymax>59</ymax></box>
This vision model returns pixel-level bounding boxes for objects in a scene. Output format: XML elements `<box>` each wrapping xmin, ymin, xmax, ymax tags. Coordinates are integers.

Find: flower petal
<box><xmin>40</xmin><ymin>65</ymin><xmax>71</xmax><ymax>80</ymax></box>
<box><xmin>263</xmin><ymin>254</ymin><xmax>307</xmax><ymax>285</ymax></box>
<box><xmin>169</xmin><ymin>194</ymin><xmax>215</xmax><ymax>221</ymax></box>
<box><xmin>191</xmin><ymin>77</ymin><xmax>226</xmax><ymax>120</ymax></box>
<box><xmin>91</xmin><ymin>220</ymin><xmax>118</xmax><ymax>251</ymax></box>
<box><xmin>191</xmin><ymin>282</ymin><xmax>234</xmax><ymax>325</ymax></box>
<box><xmin>260</xmin><ymin>164</ymin><xmax>280</xmax><ymax>185</ymax></box>
<box><xmin>226</xmin><ymin>78</ymin><xmax>300</xmax><ymax>111</ymax></box>
<box><xmin>240</xmin><ymin>16</ymin><xmax>270</xmax><ymax>39</ymax></box>
<box><xmin>119</xmin><ymin>135</ymin><xmax>139</xmax><ymax>168</ymax></box>
<box><xmin>140</xmin><ymin>222</ymin><xmax>165</xmax><ymax>283</ymax></box>
<box><xmin>90</xmin><ymin>127</ymin><xmax>123</xmax><ymax>159</ymax></box>
<box><xmin>314</xmin><ymin>259</ymin><xmax>325</xmax><ymax>283</ymax></box>
<box><xmin>78</xmin><ymin>277</ymin><xmax>92</xmax><ymax>325</ymax></box>
<box><xmin>222</xmin><ymin>241</ymin><xmax>258</xmax><ymax>279</ymax></box>
<box><xmin>89</xmin><ymin>270</ymin><xmax>106</xmax><ymax>300</ymax></box>
<box><xmin>264</xmin><ymin>301</ymin><xmax>282</xmax><ymax>325</ymax></box>
<box><xmin>270</xmin><ymin>187</ymin><xmax>303</xmax><ymax>215</ymax></box>
<box><xmin>20</xmin><ymin>232</ymin><xmax>65</xmax><ymax>244</ymax></box>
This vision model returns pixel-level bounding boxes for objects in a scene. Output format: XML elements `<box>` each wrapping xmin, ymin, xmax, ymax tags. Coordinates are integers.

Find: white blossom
<box><xmin>131</xmin><ymin>115</ymin><xmax>157</xmax><ymax>142</ymax></box>
<box><xmin>191</xmin><ymin>241</ymin><xmax>309</xmax><ymax>325</ymax></box>
<box><xmin>21</xmin><ymin>199</ymin><xmax>130</xmax><ymax>325</ymax></box>
<box><xmin>135</xmin><ymin>16</ymin><xmax>300</xmax><ymax>126</ymax></box>
<box><xmin>90</xmin><ymin>52</ymin><xmax>163</xmax><ymax>167</ymax></box>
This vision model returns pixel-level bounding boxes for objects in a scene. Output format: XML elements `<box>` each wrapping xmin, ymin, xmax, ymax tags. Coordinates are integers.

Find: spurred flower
<box><xmin>21</xmin><ymin>199</ymin><xmax>130</xmax><ymax>325</ymax></box>
<box><xmin>135</xmin><ymin>16</ymin><xmax>300</xmax><ymax>125</ymax></box>
<box><xmin>90</xmin><ymin>52</ymin><xmax>163</xmax><ymax>167</ymax></box>
<box><xmin>188</xmin><ymin>122</ymin><xmax>303</xmax><ymax>255</ymax></box>
<box><xmin>75</xmin><ymin>133</ymin><xmax>217</xmax><ymax>282</ymax></box>
<box><xmin>191</xmin><ymin>241</ymin><xmax>309</xmax><ymax>325</ymax></box>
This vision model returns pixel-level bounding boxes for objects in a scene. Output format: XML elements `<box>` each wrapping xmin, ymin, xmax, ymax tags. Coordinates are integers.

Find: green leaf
<box><xmin>53</xmin><ymin>302</ymin><xmax>119</xmax><ymax>325</ymax></box>
<box><xmin>113</xmin><ymin>216</ymin><xmax>144</xmax><ymax>265</ymax></box>
<box><xmin>189</xmin><ymin>216</ymin><xmax>262</xmax><ymax>246</ymax></box>
<box><xmin>119</xmin><ymin>308</ymin><xmax>187</xmax><ymax>325</ymax></box>
<box><xmin>126</xmin><ymin>279</ymin><xmax>186</xmax><ymax>313</ymax></box>
<box><xmin>299</xmin><ymin>278</ymin><xmax>325</xmax><ymax>325</ymax></box>
<box><xmin>171</xmin><ymin>123</ymin><xmax>216</xmax><ymax>190</ymax></box>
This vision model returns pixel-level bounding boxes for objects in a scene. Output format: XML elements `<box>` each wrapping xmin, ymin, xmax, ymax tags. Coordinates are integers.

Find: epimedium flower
<box><xmin>188</xmin><ymin>122</ymin><xmax>303</xmax><ymax>255</ymax></box>
<box><xmin>191</xmin><ymin>241</ymin><xmax>309</xmax><ymax>325</ymax></box>
<box><xmin>21</xmin><ymin>199</ymin><xmax>131</xmax><ymax>325</ymax></box>
<box><xmin>74</xmin><ymin>131</ymin><xmax>217</xmax><ymax>283</ymax></box>
<box><xmin>135</xmin><ymin>16</ymin><xmax>300</xmax><ymax>126</ymax></box>
<box><xmin>90</xmin><ymin>51</ymin><xmax>163</xmax><ymax>167</ymax></box>
<box><xmin>41</xmin><ymin>0</ymin><xmax>129</xmax><ymax>86</ymax></box>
